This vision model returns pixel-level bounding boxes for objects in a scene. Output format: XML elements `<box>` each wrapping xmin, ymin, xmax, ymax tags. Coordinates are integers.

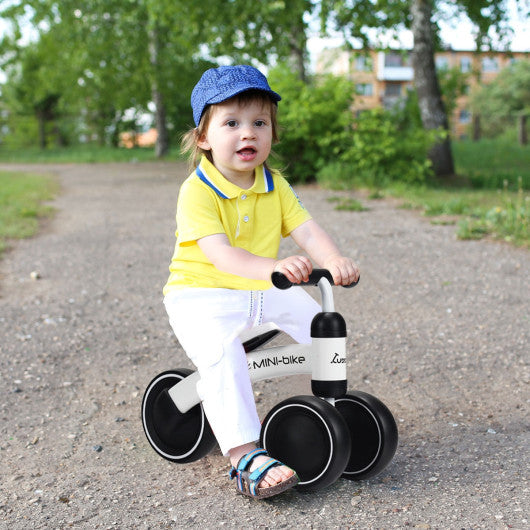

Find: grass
<box><xmin>327</xmin><ymin>196</ymin><xmax>368</xmax><ymax>212</ymax></box>
<box><xmin>331</xmin><ymin>139</ymin><xmax>529</xmax><ymax>247</ymax></box>
<box><xmin>403</xmin><ymin>139</ymin><xmax>529</xmax><ymax>246</ymax></box>
<box><xmin>0</xmin><ymin>145</ymin><xmax>182</xmax><ymax>163</ymax></box>
<box><xmin>394</xmin><ymin>185</ymin><xmax>508</xmax><ymax>216</ymax></box>
<box><xmin>453</xmin><ymin>139</ymin><xmax>530</xmax><ymax>190</ymax></box>
<box><xmin>0</xmin><ymin>171</ymin><xmax>58</xmax><ymax>256</ymax></box>
<box><xmin>391</xmin><ymin>179</ymin><xmax>529</xmax><ymax>246</ymax></box>
<box><xmin>456</xmin><ymin>180</ymin><xmax>529</xmax><ymax>245</ymax></box>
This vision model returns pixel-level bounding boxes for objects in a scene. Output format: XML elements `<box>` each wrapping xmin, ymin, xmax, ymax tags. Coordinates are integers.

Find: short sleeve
<box><xmin>276</xmin><ymin>175</ymin><xmax>312</xmax><ymax>237</ymax></box>
<box><xmin>176</xmin><ymin>177</ymin><xmax>225</xmax><ymax>246</ymax></box>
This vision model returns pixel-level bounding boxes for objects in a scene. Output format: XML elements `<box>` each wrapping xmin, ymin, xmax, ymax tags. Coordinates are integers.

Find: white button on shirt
<box><xmin>241</xmin><ymin>194</ymin><xmax>247</xmax><ymax>200</ymax></box>
<box><xmin>243</xmin><ymin>215</ymin><xmax>249</xmax><ymax>222</ymax></box>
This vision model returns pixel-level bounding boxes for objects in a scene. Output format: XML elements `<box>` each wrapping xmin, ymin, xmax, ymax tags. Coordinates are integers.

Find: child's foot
<box><xmin>249</xmin><ymin>453</ymin><xmax>295</xmax><ymax>488</ymax></box>
<box><xmin>229</xmin><ymin>446</ymin><xmax>298</xmax><ymax>498</ymax></box>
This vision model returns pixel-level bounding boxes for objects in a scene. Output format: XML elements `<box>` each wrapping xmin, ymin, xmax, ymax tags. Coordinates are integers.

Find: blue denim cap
<box><xmin>191</xmin><ymin>65</ymin><xmax>281</xmax><ymax>126</ymax></box>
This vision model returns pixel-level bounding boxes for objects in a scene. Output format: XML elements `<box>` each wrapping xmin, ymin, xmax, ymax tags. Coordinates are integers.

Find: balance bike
<box><xmin>142</xmin><ymin>270</ymin><xmax>398</xmax><ymax>491</ymax></box>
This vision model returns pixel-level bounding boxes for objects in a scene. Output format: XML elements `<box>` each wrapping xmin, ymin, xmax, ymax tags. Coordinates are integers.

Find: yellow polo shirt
<box><xmin>163</xmin><ymin>157</ymin><xmax>312</xmax><ymax>293</ymax></box>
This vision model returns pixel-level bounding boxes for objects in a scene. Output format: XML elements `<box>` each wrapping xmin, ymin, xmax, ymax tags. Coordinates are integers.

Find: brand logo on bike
<box><xmin>249</xmin><ymin>354</ymin><xmax>306</xmax><ymax>370</ymax></box>
<box><xmin>331</xmin><ymin>352</ymin><xmax>346</xmax><ymax>364</ymax></box>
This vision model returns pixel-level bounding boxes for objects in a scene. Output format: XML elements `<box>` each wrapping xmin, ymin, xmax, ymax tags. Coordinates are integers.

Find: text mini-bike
<box><xmin>142</xmin><ymin>270</ymin><xmax>398</xmax><ymax>491</ymax></box>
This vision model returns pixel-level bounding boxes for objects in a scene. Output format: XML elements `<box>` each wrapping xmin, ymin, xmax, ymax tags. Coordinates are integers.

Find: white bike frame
<box><xmin>168</xmin><ymin>278</ymin><xmax>347</xmax><ymax>414</ymax></box>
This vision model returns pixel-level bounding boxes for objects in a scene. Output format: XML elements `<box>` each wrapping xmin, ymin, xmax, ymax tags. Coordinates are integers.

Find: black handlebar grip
<box><xmin>271</xmin><ymin>271</ymin><xmax>293</xmax><ymax>290</ymax></box>
<box><xmin>271</xmin><ymin>269</ymin><xmax>359</xmax><ymax>289</ymax></box>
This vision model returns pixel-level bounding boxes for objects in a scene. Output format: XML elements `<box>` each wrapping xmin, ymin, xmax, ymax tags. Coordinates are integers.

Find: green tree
<box><xmin>0</xmin><ymin>0</ymin><xmax>205</xmax><ymax>152</ymax></box>
<box><xmin>1</xmin><ymin>0</ymin><xmax>322</xmax><ymax>155</ymax></box>
<box><xmin>470</xmin><ymin>60</ymin><xmax>530</xmax><ymax>138</ymax></box>
<box><xmin>198</xmin><ymin>0</ymin><xmax>315</xmax><ymax>81</ymax></box>
<box><xmin>437</xmin><ymin>66</ymin><xmax>469</xmax><ymax>120</ymax></box>
<box><xmin>3</xmin><ymin>0</ymin><xmax>312</xmax><ymax>154</ymax></box>
<box><xmin>320</xmin><ymin>0</ymin><xmax>512</xmax><ymax>177</ymax></box>
<box><xmin>0</xmin><ymin>29</ymin><xmax>72</xmax><ymax>148</ymax></box>
<box><xmin>0</xmin><ymin>0</ymin><xmax>154</xmax><ymax>147</ymax></box>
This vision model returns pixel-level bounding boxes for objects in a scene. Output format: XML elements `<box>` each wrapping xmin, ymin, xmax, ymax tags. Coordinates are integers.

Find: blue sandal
<box><xmin>229</xmin><ymin>448</ymin><xmax>298</xmax><ymax>499</ymax></box>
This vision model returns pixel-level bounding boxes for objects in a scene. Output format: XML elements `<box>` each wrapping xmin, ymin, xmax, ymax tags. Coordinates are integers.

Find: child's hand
<box><xmin>323</xmin><ymin>255</ymin><xmax>360</xmax><ymax>286</ymax></box>
<box><xmin>273</xmin><ymin>255</ymin><xmax>312</xmax><ymax>284</ymax></box>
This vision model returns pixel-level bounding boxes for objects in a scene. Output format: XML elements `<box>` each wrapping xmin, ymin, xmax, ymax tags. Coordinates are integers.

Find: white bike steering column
<box><xmin>272</xmin><ymin>269</ymin><xmax>358</xmax><ymax>399</ymax></box>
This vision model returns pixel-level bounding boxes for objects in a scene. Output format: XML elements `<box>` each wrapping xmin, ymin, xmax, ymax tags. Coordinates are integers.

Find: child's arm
<box><xmin>198</xmin><ymin>233</ymin><xmax>313</xmax><ymax>284</ymax></box>
<box><xmin>290</xmin><ymin>219</ymin><xmax>360</xmax><ymax>286</ymax></box>
<box><xmin>198</xmin><ymin>220</ymin><xmax>358</xmax><ymax>286</ymax></box>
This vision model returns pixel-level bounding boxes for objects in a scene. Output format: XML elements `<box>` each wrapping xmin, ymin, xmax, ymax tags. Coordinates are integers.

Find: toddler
<box><xmin>163</xmin><ymin>65</ymin><xmax>359</xmax><ymax>498</ymax></box>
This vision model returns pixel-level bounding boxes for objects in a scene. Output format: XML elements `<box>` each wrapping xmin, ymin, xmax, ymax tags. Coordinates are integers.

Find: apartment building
<box><xmin>316</xmin><ymin>47</ymin><xmax>529</xmax><ymax>139</ymax></box>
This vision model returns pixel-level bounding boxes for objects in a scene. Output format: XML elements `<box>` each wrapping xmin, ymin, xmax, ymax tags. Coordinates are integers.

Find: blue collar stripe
<box><xmin>196</xmin><ymin>164</ymin><xmax>229</xmax><ymax>199</ymax></box>
<box><xmin>264</xmin><ymin>167</ymin><xmax>274</xmax><ymax>192</ymax></box>
<box><xmin>196</xmin><ymin>164</ymin><xmax>274</xmax><ymax>197</ymax></box>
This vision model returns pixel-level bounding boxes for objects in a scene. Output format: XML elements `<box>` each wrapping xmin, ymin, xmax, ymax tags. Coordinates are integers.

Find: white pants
<box><xmin>164</xmin><ymin>286</ymin><xmax>320</xmax><ymax>456</ymax></box>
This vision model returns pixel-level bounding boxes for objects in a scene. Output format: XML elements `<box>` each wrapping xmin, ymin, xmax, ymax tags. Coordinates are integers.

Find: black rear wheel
<box><xmin>335</xmin><ymin>391</ymin><xmax>398</xmax><ymax>480</ymax></box>
<box><xmin>142</xmin><ymin>369</ymin><xmax>216</xmax><ymax>463</ymax></box>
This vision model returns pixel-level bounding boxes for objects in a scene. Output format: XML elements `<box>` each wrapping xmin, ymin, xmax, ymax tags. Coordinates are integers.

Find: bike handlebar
<box><xmin>271</xmin><ymin>269</ymin><xmax>359</xmax><ymax>290</ymax></box>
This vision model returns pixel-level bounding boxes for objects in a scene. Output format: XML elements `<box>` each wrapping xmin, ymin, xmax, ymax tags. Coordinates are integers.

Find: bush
<box><xmin>268</xmin><ymin>66</ymin><xmax>356</xmax><ymax>182</ymax></box>
<box><xmin>318</xmin><ymin>106</ymin><xmax>442</xmax><ymax>188</ymax></box>
<box><xmin>268</xmin><ymin>65</ymin><xmax>442</xmax><ymax>187</ymax></box>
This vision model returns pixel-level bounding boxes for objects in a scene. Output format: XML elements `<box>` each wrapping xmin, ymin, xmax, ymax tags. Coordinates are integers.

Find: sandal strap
<box><xmin>229</xmin><ymin>448</ymin><xmax>278</xmax><ymax>497</ymax></box>
<box><xmin>239</xmin><ymin>448</ymin><xmax>267</xmax><ymax>471</ymax></box>
<box><xmin>248</xmin><ymin>457</ymin><xmax>282</xmax><ymax>483</ymax></box>
<box><xmin>229</xmin><ymin>448</ymin><xmax>267</xmax><ymax>479</ymax></box>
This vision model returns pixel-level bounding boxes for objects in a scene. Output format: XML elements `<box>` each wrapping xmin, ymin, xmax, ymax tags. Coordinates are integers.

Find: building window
<box><xmin>355</xmin><ymin>83</ymin><xmax>373</xmax><ymax>96</ymax></box>
<box><xmin>384</xmin><ymin>52</ymin><xmax>408</xmax><ymax>67</ymax></box>
<box><xmin>435</xmin><ymin>56</ymin><xmax>449</xmax><ymax>70</ymax></box>
<box><xmin>384</xmin><ymin>83</ymin><xmax>402</xmax><ymax>97</ymax></box>
<box><xmin>460</xmin><ymin>56</ymin><xmax>472</xmax><ymax>73</ymax></box>
<box><xmin>353</xmin><ymin>55</ymin><xmax>372</xmax><ymax>72</ymax></box>
<box><xmin>459</xmin><ymin>109</ymin><xmax>471</xmax><ymax>123</ymax></box>
<box><xmin>481</xmin><ymin>57</ymin><xmax>499</xmax><ymax>72</ymax></box>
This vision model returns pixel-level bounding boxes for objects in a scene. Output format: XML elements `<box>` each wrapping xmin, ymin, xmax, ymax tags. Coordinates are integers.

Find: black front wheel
<box><xmin>335</xmin><ymin>391</ymin><xmax>398</xmax><ymax>480</ymax></box>
<box><xmin>142</xmin><ymin>369</ymin><xmax>216</xmax><ymax>463</ymax></box>
<box><xmin>260</xmin><ymin>395</ymin><xmax>351</xmax><ymax>492</ymax></box>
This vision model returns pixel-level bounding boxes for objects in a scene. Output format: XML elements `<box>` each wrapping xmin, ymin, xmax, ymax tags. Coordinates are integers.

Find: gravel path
<box><xmin>0</xmin><ymin>162</ymin><xmax>528</xmax><ymax>529</ymax></box>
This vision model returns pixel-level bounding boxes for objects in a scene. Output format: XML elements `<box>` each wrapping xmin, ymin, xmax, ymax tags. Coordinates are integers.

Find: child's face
<box><xmin>197</xmin><ymin>98</ymin><xmax>273</xmax><ymax>185</ymax></box>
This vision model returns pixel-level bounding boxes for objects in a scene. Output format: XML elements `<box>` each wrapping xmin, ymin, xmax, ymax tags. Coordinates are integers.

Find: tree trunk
<box><xmin>110</xmin><ymin>112</ymin><xmax>123</xmax><ymax>148</ymax></box>
<box><xmin>36</xmin><ymin>113</ymin><xmax>47</xmax><ymax>149</ymax></box>
<box><xmin>288</xmin><ymin>15</ymin><xmax>307</xmax><ymax>82</ymax></box>
<box><xmin>472</xmin><ymin>114</ymin><xmax>481</xmax><ymax>141</ymax></box>
<box><xmin>152</xmin><ymin>87</ymin><xmax>169</xmax><ymax>157</ymax></box>
<box><xmin>518</xmin><ymin>114</ymin><xmax>527</xmax><ymax>146</ymax></box>
<box><xmin>410</xmin><ymin>0</ymin><xmax>454</xmax><ymax>177</ymax></box>
<box><xmin>148</xmin><ymin>22</ymin><xmax>169</xmax><ymax>158</ymax></box>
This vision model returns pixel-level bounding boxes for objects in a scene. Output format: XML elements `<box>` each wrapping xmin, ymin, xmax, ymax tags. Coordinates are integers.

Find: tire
<box><xmin>335</xmin><ymin>391</ymin><xmax>398</xmax><ymax>480</ymax></box>
<box><xmin>141</xmin><ymin>369</ymin><xmax>216</xmax><ymax>463</ymax></box>
<box><xmin>260</xmin><ymin>395</ymin><xmax>351</xmax><ymax>492</ymax></box>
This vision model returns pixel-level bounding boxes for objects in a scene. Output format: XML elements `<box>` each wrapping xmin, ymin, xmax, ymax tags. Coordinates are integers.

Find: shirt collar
<box><xmin>196</xmin><ymin>156</ymin><xmax>274</xmax><ymax>199</ymax></box>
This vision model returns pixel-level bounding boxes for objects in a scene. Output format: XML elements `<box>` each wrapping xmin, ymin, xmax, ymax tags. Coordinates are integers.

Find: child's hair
<box><xmin>181</xmin><ymin>90</ymin><xmax>279</xmax><ymax>170</ymax></box>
